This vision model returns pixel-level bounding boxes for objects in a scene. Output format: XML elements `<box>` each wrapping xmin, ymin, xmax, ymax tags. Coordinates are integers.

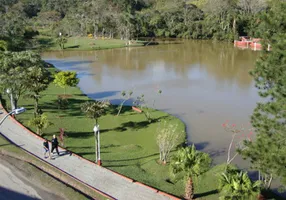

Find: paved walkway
<box><xmin>0</xmin><ymin>108</ymin><xmax>177</xmax><ymax>200</ymax></box>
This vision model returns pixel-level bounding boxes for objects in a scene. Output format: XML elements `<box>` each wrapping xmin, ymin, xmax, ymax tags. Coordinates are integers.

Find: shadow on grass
<box><xmin>67</xmin><ymin>146</ymin><xmax>93</xmax><ymax>149</ymax></box>
<box><xmin>0</xmin><ymin>143</ymin><xmax>11</xmax><ymax>147</ymax></box>
<box><xmin>103</xmin><ymin>164</ymin><xmax>131</xmax><ymax>168</ymax></box>
<box><xmin>100</xmin><ymin>127</ymin><xmax>127</xmax><ymax>133</ymax></box>
<box><xmin>100</xmin><ymin>115</ymin><xmax>169</xmax><ymax>134</ymax></box>
<box><xmin>67</xmin><ymin>131</ymin><xmax>93</xmax><ymax>138</ymax></box>
<box><xmin>121</xmin><ymin>121</ymin><xmax>150</xmax><ymax>130</ymax></box>
<box><xmin>120</xmin><ymin>115</ymin><xmax>168</xmax><ymax>130</ymax></box>
<box><xmin>103</xmin><ymin>153</ymin><xmax>158</xmax><ymax>162</ymax></box>
<box><xmin>66</xmin><ymin>45</ymin><xmax>80</xmax><ymax>49</ymax></box>
<box><xmin>37</xmin><ymin>37</ymin><xmax>54</xmax><ymax>46</ymax></box>
<box><xmin>77</xmin><ymin>152</ymin><xmax>95</xmax><ymax>157</ymax></box>
<box><xmin>101</xmin><ymin>144</ymin><xmax>120</xmax><ymax>148</ymax></box>
<box><xmin>40</xmin><ymin>98</ymin><xmax>88</xmax><ymax>117</ymax></box>
<box><xmin>194</xmin><ymin>189</ymin><xmax>218</xmax><ymax>198</ymax></box>
<box><xmin>77</xmin><ymin>151</ymin><xmax>110</xmax><ymax>157</ymax></box>
<box><xmin>107</xmin><ymin>105</ymin><xmax>133</xmax><ymax>116</ymax></box>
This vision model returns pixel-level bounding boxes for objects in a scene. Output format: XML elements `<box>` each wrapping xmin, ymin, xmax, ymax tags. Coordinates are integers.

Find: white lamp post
<box><xmin>93</xmin><ymin>124</ymin><xmax>101</xmax><ymax>166</ymax></box>
<box><xmin>0</xmin><ymin>107</ymin><xmax>26</xmax><ymax>126</ymax></box>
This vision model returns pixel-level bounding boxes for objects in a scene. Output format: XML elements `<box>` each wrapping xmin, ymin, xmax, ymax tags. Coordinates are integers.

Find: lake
<box><xmin>42</xmin><ymin>40</ymin><xmax>261</xmax><ymax>166</ymax></box>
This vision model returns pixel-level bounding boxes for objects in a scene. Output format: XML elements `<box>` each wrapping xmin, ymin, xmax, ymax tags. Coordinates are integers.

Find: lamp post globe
<box><xmin>0</xmin><ymin>107</ymin><xmax>26</xmax><ymax>126</ymax></box>
<box><xmin>93</xmin><ymin>124</ymin><xmax>101</xmax><ymax>166</ymax></box>
<box><xmin>93</xmin><ymin>124</ymin><xmax>99</xmax><ymax>133</ymax></box>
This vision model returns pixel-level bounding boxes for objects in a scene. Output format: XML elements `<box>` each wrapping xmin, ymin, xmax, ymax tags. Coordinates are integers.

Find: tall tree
<box><xmin>239</xmin><ymin>0</ymin><xmax>286</xmax><ymax>188</ymax></box>
<box><xmin>25</xmin><ymin>65</ymin><xmax>51</xmax><ymax>116</ymax></box>
<box><xmin>0</xmin><ymin>51</ymin><xmax>44</xmax><ymax>110</ymax></box>
<box><xmin>170</xmin><ymin>145</ymin><xmax>211</xmax><ymax>200</ymax></box>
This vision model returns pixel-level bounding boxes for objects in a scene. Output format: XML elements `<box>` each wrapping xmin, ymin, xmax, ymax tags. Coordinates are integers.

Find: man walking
<box><xmin>43</xmin><ymin>138</ymin><xmax>51</xmax><ymax>159</ymax></box>
<box><xmin>51</xmin><ymin>135</ymin><xmax>60</xmax><ymax>156</ymax></box>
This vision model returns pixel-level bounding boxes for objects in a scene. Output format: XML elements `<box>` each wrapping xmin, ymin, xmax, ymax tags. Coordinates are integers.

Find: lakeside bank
<box><xmin>36</xmin><ymin>36</ymin><xmax>150</xmax><ymax>51</ymax></box>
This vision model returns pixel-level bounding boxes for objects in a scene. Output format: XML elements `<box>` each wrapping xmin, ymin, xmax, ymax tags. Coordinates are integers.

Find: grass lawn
<box><xmin>34</xmin><ymin>36</ymin><xmax>144</xmax><ymax>51</ymax></box>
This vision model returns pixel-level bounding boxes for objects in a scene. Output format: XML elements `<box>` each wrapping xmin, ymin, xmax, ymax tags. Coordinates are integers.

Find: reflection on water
<box><xmin>42</xmin><ymin>40</ymin><xmax>261</xmax><ymax>166</ymax></box>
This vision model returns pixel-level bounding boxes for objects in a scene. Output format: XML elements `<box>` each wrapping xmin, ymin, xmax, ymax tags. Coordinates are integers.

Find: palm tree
<box><xmin>218</xmin><ymin>167</ymin><xmax>262</xmax><ymax>200</ymax></box>
<box><xmin>170</xmin><ymin>145</ymin><xmax>211</xmax><ymax>200</ymax></box>
<box><xmin>28</xmin><ymin>114</ymin><xmax>53</xmax><ymax>136</ymax></box>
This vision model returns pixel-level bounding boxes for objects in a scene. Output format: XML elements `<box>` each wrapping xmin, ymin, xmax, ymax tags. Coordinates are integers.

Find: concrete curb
<box><xmin>0</xmin><ymin>105</ymin><xmax>182</xmax><ymax>200</ymax></box>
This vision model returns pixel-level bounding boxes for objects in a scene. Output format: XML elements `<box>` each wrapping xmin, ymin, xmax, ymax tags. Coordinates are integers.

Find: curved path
<box><xmin>0</xmin><ymin>107</ymin><xmax>180</xmax><ymax>200</ymax></box>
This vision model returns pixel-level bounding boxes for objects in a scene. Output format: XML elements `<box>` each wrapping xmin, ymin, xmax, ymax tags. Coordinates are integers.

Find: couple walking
<box><xmin>43</xmin><ymin>135</ymin><xmax>60</xmax><ymax>159</ymax></box>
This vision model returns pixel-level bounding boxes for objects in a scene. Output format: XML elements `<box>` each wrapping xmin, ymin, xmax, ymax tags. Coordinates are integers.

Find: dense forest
<box><xmin>0</xmin><ymin>0</ymin><xmax>279</xmax><ymax>50</ymax></box>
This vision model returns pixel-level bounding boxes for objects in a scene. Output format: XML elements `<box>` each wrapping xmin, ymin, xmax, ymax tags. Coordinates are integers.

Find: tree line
<box><xmin>0</xmin><ymin>0</ymin><xmax>279</xmax><ymax>51</ymax></box>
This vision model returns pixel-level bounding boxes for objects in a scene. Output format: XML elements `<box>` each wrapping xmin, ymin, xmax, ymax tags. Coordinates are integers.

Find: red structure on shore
<box><xmin>234</xmin><ymin>36</ymin><xmax>271</xmax><ymax>51</ymax></box>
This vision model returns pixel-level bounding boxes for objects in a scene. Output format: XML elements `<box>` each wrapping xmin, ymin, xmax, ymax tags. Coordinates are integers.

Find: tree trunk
<box><xmin>267</xmin><ymin>174</ymin><xmax>273</xmax><ymax>189</ymax></box>
<box><xmin>162</xmin><ymin>151</ymin><xmax>166</xmax><ymax>164</ymax></box>
<box><xmin>227</xmin><ymin>133</ymin><xmax>236</xmax><ymax>164</ymax></box>
<box><xmin>13</xmin><ymin>97</ymin><xmax>17</xmax><ymax>110</ymax></box>
<box><xmin>117</xmin><ymin>99</ymin><xmax>127</xmax><ymax>116</ymax></box>
<box><xmin>232</xmin><ymin>18</ymin><xmax>236</xmax><ymax>35</ymax></box>
<box><xmin>102</xmin><ymin>28</ymin><xmax>105</xmax><ymax>37</ymax></box>
<box><xmin>37</xmin><ymin>127</ymin><xmax>40</xmax><ymax>135</ymax></box>
<box><xmin>34</xmin><ymin>96</ymin><xmax>39</xmax><ymax>117</ymax></box>
<box><xmin>183</xmin><ymin>0</ymin><xmax>187</xmax><ymax>26</ymax></box>
<box><xmin>185</xmin><ymin>176</ymin><xmax>194</xmax><ymax>200</ymax></box>
<box><xmin>93</xmin><ymin>23</ymin><xmax>98</xmax><ymax>39</ymax></box>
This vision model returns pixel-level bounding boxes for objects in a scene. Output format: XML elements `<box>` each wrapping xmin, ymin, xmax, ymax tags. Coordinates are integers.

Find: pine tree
<box><xmin>239</xmin><ymin>0</ymin><xmax>286</xmax><ymax>188</ymax></box>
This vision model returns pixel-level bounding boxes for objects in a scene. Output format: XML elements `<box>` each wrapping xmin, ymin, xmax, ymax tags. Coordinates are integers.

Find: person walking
<box><xmin>43</xmin><ymin>138</ymin><xmax>51</xmax><ymax>159</ymax></box>
<box><xmin>51</xmin><ymin>135</ymin><xmax>60</xmax><ymax>156</ymax></box>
